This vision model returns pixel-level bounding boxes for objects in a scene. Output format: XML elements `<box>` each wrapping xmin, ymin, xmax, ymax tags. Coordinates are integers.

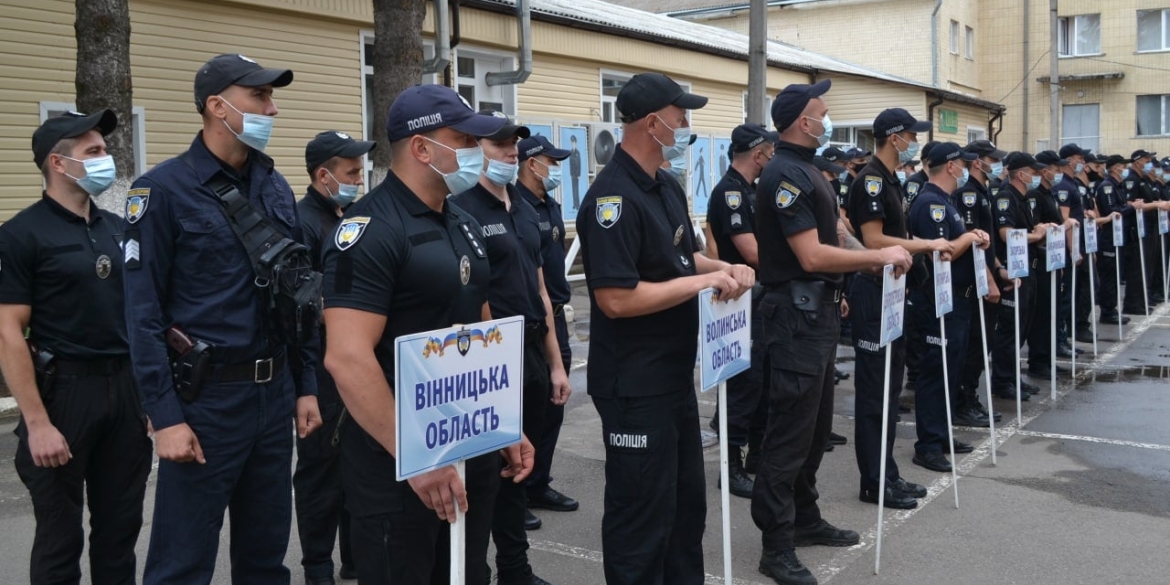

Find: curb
<box><xmin>0</xmin><ymin>396</ymin><xmax>17</xmax><ymax>417</ymax></box>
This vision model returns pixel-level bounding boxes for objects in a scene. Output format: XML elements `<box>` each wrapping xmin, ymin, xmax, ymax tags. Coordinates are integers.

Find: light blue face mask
<box><xmin>1029</xmin><ymin>175</ymin><xmax>1041</xmax><ymax>190</ymax></box>
<box><xmin>219</xmin><ymin>97</ymin><xmax>274</xmax><ymax>152</ymax></box>
<box><xmin>1122</xmin><ymin>168</ymin><xmax>1132</xmax><ymax>180</ymax></box>
<box><xmin>1144</xmin><ymin>162</ymin><xmax>1154</xmax><ymax>173</ymax></box>
<box><xmin>1053</xmin><ymin>172</ymin><xmax>1065</xmax><ymax>185</ymax></box>
<box><xmin>1074</xmin><ymin>162</ymin><xmax>1085</xmax><ymax>174</ymax></box>
<box><xmin>652</xmin><ymin>115</ymin><xmax>691</xmax><ymax>161</ymax></box>
<box><xmin>485</xmin><ymin>159</ymin><xmax>518</xmax><ymax>186</ymax></box>
<box><xmin>534</xmin><ymin>159</ymin><xmax>562</xmax><ymax>192</ymax></box>
<box><xmin>804</xmin><ymin>114</ymin><xmax>833</xmax><ymax>148</ymax></box>
<box><xmin>424</xmin><ymin>137</ymin><xmax>484</xmax><ymax>195</ymax></box>
<box><xmin>896</xmin><ymin>136</ymin><xmax>919</xmax><ymax>164</ymax></box>
<box><xmin>63</xmin><ymin>154</ymin><xmax>116</xmax><ymax>196</ymax></box>
<box><xmin>990</xmin><ymin>161</ymin><xmax>1005</xmax><ymax>178</ymax></box>
<box><xmin>325</xmin><ymin>169</ymin><xmax>359</xmax><ymax>207</ymax></box>
<box><xmin>664</xmin><ymin>156</ymin><xmax>686</xmax><ymax>180</ymax></box>
<box><xmin>896</xmin><ymin>170</ymin><xmax>907</xmax><ymax>185</ymax></box>
<box><xmin>953</xmin><ymin>166</ymin><xmax>969</xmax><ymax>190</ymax></box>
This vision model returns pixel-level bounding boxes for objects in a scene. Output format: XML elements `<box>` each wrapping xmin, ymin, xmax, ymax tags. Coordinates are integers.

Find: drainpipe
<box><xmin>989</xmin><ymin>109</ymin><xmax>1004</xmax><ymax>143</ymax></box>
<box><xmin>931</xmin><ymin>0</ymin><xmax>942</xmax><ymax>87</ymax></box>
<box><xmin>486</xmin><ymin>0</ymin><xmax>532</xmax><ymax>86</ymax></box>
<box><xmin>1022</xmin><ymin>0</ymin><xmax>1030</xmax><ymax>149</ymax></box>
<box><xmin>927</xmin><ymin>94</ymin><xmax>945</xmax><ymax>142</ymax></box>
<box><xmin>422</xmin><ymin>0</ymin><xmax>451</xmax><ymax>75</ymax></box>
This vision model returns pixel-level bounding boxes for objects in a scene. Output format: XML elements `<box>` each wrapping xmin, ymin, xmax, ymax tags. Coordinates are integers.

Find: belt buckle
<box><xmin>254</xmin><ymin>358</ymin><xmax>274</xmax><ymax>384</ymax></box>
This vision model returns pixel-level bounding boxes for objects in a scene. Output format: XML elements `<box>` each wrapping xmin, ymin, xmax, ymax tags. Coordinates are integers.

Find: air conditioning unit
<box><xmin>585</xmin><ymin>122</ymin><xmax>622</xmax><ymax>174</ymax></box>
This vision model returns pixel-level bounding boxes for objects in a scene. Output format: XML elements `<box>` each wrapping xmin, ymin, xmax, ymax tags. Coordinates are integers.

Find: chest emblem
<box><xmin>335</xmin><ymin>216</ymin><xmax>371</xmax><ymax>251</ymax></box>
<box><xmin>962</xmin><ymin>193</ymin><xmax>976</xmax><ymax>208</ymax></box>
<box><xmin>725</xmin><ymin>191</ymin><xmax>742</xmax><ymax>210</ymax></box>
<box><xmin>907</xmin><ymin>183</ymin><xmax>920</xmax><ymax>197</ymax></box>
<box><xmin>596</xmin><ymin>196</ymin><xmax>622</xmax><ymax>229</ymax></box>
<box><xmin>864</xmin><ymin>176</ymin><xmax>883</xmax><ymax>197</ymax></box>
<box><xmin>930</xmin><ymin>205</ymin><xmax>946</xmax><ymax>223</ymax></box>
<box><xmin>1103</xmin><ymin>185</ymin><xmax>1113</xmax><ymax>195</ymax></box>
<box><xmin>125</xmin><ymin>189</ymin><xmax>150</xmax><ymax>224</ymax></box>
<box><xmin>460</xmin><ymin>255</ymin><xmax>471</xmax><ymax>286</ymax></box>
<box><xmin>997</xmin><ymin>198</ymin><xmax>1010</xmax><ymax>212</ymax></box>
<box><xmin>552</xmin><ymin>226</ymin><xmax>560</xmax><ymax>242</ymax></box>
<box><xmin>95</xmin><ymin>255</ymin><xmax>112</xmax><ymax>279</ymax></box>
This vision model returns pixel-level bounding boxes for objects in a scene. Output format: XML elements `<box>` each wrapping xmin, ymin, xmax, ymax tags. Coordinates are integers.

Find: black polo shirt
<box><xmin>0</xmin><ymin>194</ymin><xmax>127</xmax><ymax>360</ymax></box>
<box><xmin>518</xmin><ymin>182</ymin><xmax>571</xmax><ymax>307</ymax></box>
<box><xmin>953</xmin><ymin>177</ymin><xmax>997</xmax><ymax>269</ymax></box>
<box><xmin>1053</xmin><ymin>176</ymin><xmax>1085</xmax><ymax>222</ymax></box>
<box><xmin>848</xmin><ymin>159</ymin><xmax>907</xmax><ymax>243</ymax></box>
<box><xmin>577</xmin><ymin>145</ymin><xmax>699</xmax><ymax>398</ymax></box>
<box><xmin>910</xmin><ymin>183</ymin><xmax>975</xmax><ymax>292</ymax></box>
<box><xmin>298</xmin><ymin>186</ymin><xmax>343</xmax><ymax>271</ymax></box>
<box><xmin>993</xmin><ymin>183</ymin><xmax>1036</xmax><ymax>264</ymax></box>
<box><xmin>450</xmin><ymin>183</ymin><xmax>545</xmax><ymax>324</ymax></box>
<box><xmin>706</xmin><ymin>167</ymin><xmax>756</xmax><ymax>266</ymax></box>
<box><xmin>1095</xmin><ymin>177</ymin><xmax>1129</xmax><ymax>247</ymax></box>
<box><xmin>756</xmin><ymin>141</ymin><xmax>841</xmax><ymax>287</ymax></box>
<box><xmin>322</xmin><ymin>170</ymin><xmax>490</xmax><ymax>380</ymax></box>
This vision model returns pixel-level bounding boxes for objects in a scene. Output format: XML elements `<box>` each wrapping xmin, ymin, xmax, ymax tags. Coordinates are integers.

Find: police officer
<box><xmin>753</xmin><ymin>80</ymin><xmax>911</xmax><ymax>585</ymax></box>
<box><xmin>846</xmin><ymin>107</ymin><xmax>946</xmax><ymax>499</ymax></box>
<box><xmin>1125</xmin><ymin>150</ymin><xmax>1163</xmax><ymax>313</ymax></box>
<box><xmin>295</xmin><ymin>130</ymin><xmax>374</xmax><ymax>585</ymax></box>
<box><xmin>705</xmin><ymin>123</ymin><xmax>775</xmax><ymax>496</ymax></box>
<box><xmin>123</xmin><ymin>53</ymin><xmax>323</xmax><ymax>583</ymax></box>
<box><xmin>1025</xmin><ymin>150</ymin><xmax>1075</xmax><ymax>376</ymax></box>
<box><xmin>1</xmin><ymin>110</ymin><xmax>151</xmax><ymax>584</ymax></box>
<box><xmin>1056</xmin><ymin>143</ymin><xmax>1096</xmax><ymax>342</ymax></box>
<box><xmin>321</xmin><ymin>84</ymin><xmax>533</xmax><ymax>585</ymax></box>
<box><xmin>989</xmin><ymin>152</ymin><xmax>1053</xmax><ymax>400</ymax></box>
<box><xmin>906</xmin><ymin>143</ymin><xmax>990</xmax><ymax>472</ymax></box>
<box><xmin>903</xmin><ymin>140</ymin><xmax>938</xmax><ymax>209</ymax></box>
<box><xmin>1094</xmin><ymin>155</ymin><xmax>1132</xmax><ymax>325</ymax></box>
<box><xmin>451</xmin><ymin>113</ymin><xmax>571</xmax><ymax>585</ymax></box>
<box><xmin>515</xmin><ymin>134</ymin><xmax>581</xmax><ymax>521</ymax></box>
<box><xmin>576</xmin><ymin>72</ymin><xmax>754</xmax><ymax>585</ymax></box>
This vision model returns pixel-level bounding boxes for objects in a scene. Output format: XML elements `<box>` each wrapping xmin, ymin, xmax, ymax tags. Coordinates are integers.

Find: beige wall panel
<box><xmin>819</xmin><ymin>74</ymin><xmax>926</xmax><ymax>126</ymax></box>
<box><xmin>517</xmin><ymin>55</ymin><xmax>604</xmax><ymax>121</ymax></box>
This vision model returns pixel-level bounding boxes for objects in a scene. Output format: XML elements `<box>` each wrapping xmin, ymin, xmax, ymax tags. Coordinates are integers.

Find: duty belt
<box><xmin>764</xmin><ymin>281</ymin><xmax>843</xmax><ymax>304</ymax></box>
<box><xmin>210</xmin><ymin>350</ymin><xmax>287</xmax><ymax>384</ymax></box>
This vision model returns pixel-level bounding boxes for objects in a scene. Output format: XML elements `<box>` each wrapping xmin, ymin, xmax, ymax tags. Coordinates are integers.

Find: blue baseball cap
<box><xmin>926</xmin><ymin>142</ymin><xmax>978</xmax><ymax>166</ymax></box>
<box><xmin>771</xmin><ymin>79</ymin><xmax>831</xmax><ymax>132</ymax></box>
<box><xmin>518</xmin><ymin>134</ymin><xmax>571</xmax><ymax>162</ymax></box>
<box><xmin>386</xmin><ymin>84</ymin><xmax>507</xmax><ymax>142</ymax></box>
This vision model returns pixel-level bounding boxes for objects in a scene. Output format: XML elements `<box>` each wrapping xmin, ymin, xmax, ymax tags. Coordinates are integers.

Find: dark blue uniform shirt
<box><xmin>298</xmin><ymin>186</ymin><xmax>344</xmax><ymax>404</ymax></box>
<box><xmin>517</xmin><ymin>182</ymin><xmax>570</xmax><ymax>306</ymax></box>
<box><xmin>1053</xmin><ymin>175</ymin><xmax>1085</xmax><ymax>222</ymax></box>
<box><xmin>706</xmin><ymin>167</ymin><xmax>756</xmax><ymax>267</ymax></box>
<box><xmin>123</xmin><ymin>133</ymin><xmax>318</xmax><ymax>429</ymax></box>
<box><xmin>910</xmin><ymin>183</ymin><xmax>975</xmax><ymax>293</ymax></box>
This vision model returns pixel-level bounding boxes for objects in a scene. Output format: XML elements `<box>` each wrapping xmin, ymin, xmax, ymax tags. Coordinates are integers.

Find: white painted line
<box><xmin>529</xmin><ymin>539</ymin><xmax>771</xmax><ymax>585</ymax></box>
<box><xmin>1015</xmin><ymin>430</ymin><xmax>1170</xmax><ymax>452</ymax></box>
<box><xmin>0</xmin><ymin>396</ymin><xmax>17</xmax><ymax>416</ymax></box>
<box><xmin>570</xmin><ymin>359</ymin><xmax>588</xmax><ymax>371</ymax></box>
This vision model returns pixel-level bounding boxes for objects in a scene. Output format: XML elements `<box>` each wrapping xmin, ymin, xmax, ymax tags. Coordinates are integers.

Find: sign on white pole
<box><xmin>1113</xmin><ymin>215</ymin><xmax>1124</xmax><ymax>248</ymax></box>
<box><xmin>875</xmin><ymin>265</ymin><xmax>905</xmax><ymax>575</ymax></box>
<box><xmin>933</xmin><ymin>250</ymin><xmax>953</xmax><ymax>318</ymax></box>
<box><xmin>973</xmin><ymin>245</ymin><xmax>989</xmax><ymax>299</ymax></box>
<box><xmin>972</xmin><ymin>246</ymin><xmax>997</xmax><ymax>465</ymax></box>
<box><xmin>933</xmin><ymin>251</ymin><xmax>960</xmax><ymax>508</ymax></box>
<box><xmin>1046</xmin><ymin>226</ymin><xmax>1067</xmax><ymax>271</ymax></box>
<box><xmin>1084</xmin><ymin>220</ymin><xmax>1098</xmax><ymax>254</ymax></box>
<box><xmin>1007</xmin><ymin>229</ymin><xmax>1030</xmax><ymax>279</ymax></box>
<box><xmin>1159</xmin><ymin>209</ymin><xmax>1169</xmax><ymax>235</ymax></box>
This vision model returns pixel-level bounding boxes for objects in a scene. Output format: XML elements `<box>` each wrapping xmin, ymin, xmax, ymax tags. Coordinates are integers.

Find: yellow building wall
<box><xmin>818</xmin><ymin>74</ymin><xmax>927</xmax><ymax>126</ymax></box>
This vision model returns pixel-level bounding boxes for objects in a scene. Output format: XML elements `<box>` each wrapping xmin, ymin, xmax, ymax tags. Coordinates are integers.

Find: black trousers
<box><xmin>848</xmin><ymin>276</ymin><xmax>904</xmax><ymax>492</ymax></box>
<box><xmin>725</xmin><ymin>296</ymin><xmax>767</xmax><ymax>449</ymax></box>
<box><xmin>15</xmin><ymin>361</ymin><xmax>151</xmax><ymax>585</ymax></box>
<box><xmin>907</xmin><ymin>292</ymin><xmax>973</xmax><ymax>454</ymax></box>
<box><xmin>751</xmin><ymin>290</ymin><xmax>839</xmax><ymax>551</ymax></box>
<box><xmin>960</xmin><ymin>299</ymin><xmax>999</xmax><ymax>402</ymax></box>
<box><xmin>348</xmin><ymin>453</ymin><xmax>499</xmax><ymax>585</ymax></box>
<box><xmin>1150</xmin><ymin>231</ymin><xmax>1166</xmax><ymax>298</ymax></box>
<box><xmin>1027</xmin><ymin>267</ymin><xmax>1055</xmax><ymax>368</ymax></box>
<box><xmin>1098</xmin><ymin>247</ymin><xmax>1120</xmax><ymax>312</ymax></box>
<box><xmin>592</xmin><ymin>389</ymin><xmax>706</xmax><ymax>585</ymax></box>
<box><xmin>1073</xmin><ymin>259</ymin><xmax>1095</xmax><ymax>328</ymax></box>
<box><xmin>1123</xmin><ymin>230</ymin><xmax>1148</xmax><ymax>309</ymax></box>
<box><xmin>294</xmin><ymin>399</ymin><xmax>353</xmax><ymax>580</ymax></box>
<box><xmin>491</xmin><ymin>338</ymin><xmax>550</xmax><ymax>581</ymax></box>
<box><xmin>525</xmin><ymin>311</ymin><xmax>571</xmax><ymax>496</ymax></box>
<box><xmin>991</xmin><ymin>275</ymin><xmax>1036</xmax><ymax>388</ymax></box>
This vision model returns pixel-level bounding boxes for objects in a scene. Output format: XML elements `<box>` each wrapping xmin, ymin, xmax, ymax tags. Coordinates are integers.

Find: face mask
<box><xmin>651</xmin><ymin>115</ymin><xmax>691</xmax><ymax>161</ymax></box>
<box><xmin>1029</xmin><ymin>175</ymin><xmax>1041</xmax><ymax>190</ymax></box>
<box><xmin>1053</xmin><ymin>172</ymin><xmax>1065</xmax><ymax>184</ymax></box>
<box><xmin>62</xmin><ymin>155</ymin><xmax>116</xmax><ymax>196</ymax></box>
<box><xmin>219</xmin><ymin>97</ymin><xmax>274</xmax><ymax>152</ymax></box>
<box><xmin>324</xmin><ymin>169</ymin><xmax>359</xmax><ymax>206</ymax></box>
<box><xmin>534</xmin><ymin>159</ymin><xmax>562</xmax><ymax>192</ymax></box>
<box><xmin>1074</xmin><ymin>162</ymin><xmax>1085</xmax><ymax>174</ymax></box>
<box><xmin>896</xmin><ymin>170</ymin><xmax>907</xmax><ymax>185</ymax></box>
<box><xmin>838</xmin><ymin>171</ymin><xmax>849</xmax><ymax>183</ymax></box>
<box><xmin>1122</xmin><ymin>168</ymin><xmax>1132</xmax><ymax>180</ymax></box>
<box><xmin>895</xmin><ymin>136</ymin><xmax>919</xmax><ymax>164</ymax></box>
<box><xmin>803</xmin><ymin>114</ymin><xmax>833</xmax><ymax>148</ymax></box>
<box><xmin>989</xmin><ymin>161</ymin><xmax>1004</xmax><ymax>178</ymax></box>
<box><xmin>485</xmin><ymin>159</ymin><xmax>518</xmax><ymax>186</ymax></box>
<box><xmin>951</xmin><ymin>165</ymin><xmax>969</xmax><ymax>190</ymax></box>
<box><xmin>664</xmin><ymin>156</ymin><xmax>686</xmax><ymax>180</ymax></box>
<box><xmin>424</xmin><ymin>137</ymin><xmax>484</xmax><ymax>195</ymax></box>
<box><xmin>1144</xmin><ymin>162</ymin><xmax>1154</xmax><ymax>173</ymax></box>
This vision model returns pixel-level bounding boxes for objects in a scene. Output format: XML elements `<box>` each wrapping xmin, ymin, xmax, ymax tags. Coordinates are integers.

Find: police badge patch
<box><xmin>907</xmin><ymin>182</ymin><xmax>920</xmax><ymax>198</ymax></box>
<box><xmin>864</xmin><ymin>176</ymin><xmax>882</xmax><ymax>197</ymax></box>
<box><xmin>460</xmin><ymin>255</ymin><xmax>471</xmax><ymax>285</ymax></box>
<box><xmin>335</xmin><ymin>216</ymin><xmax>371</xmax><ymax>251</ymax></box>
<box><xmin>930</xmin><ymin>205</ymin><xmax>946</xmax><ymax>223</ymax></box>
<box><xmin>1028</xmin><ymin>198</ymin><xmax>1037</xmax><ymax>210</ymax></box>
<box><xmin>1104</xmin><ymin>185</ymin><xmax>1113</xmax><ymax>194</ymax></box>
<box><xmin>1058</xmin><ymin>190</ymin><xmax>1069</xmax><ymax>203</ymax></box>
<box><xmin>725</xmin><ymin>191</ymin><xmax>742</xmax><ymax>210</ymax></box>
<box><xmin>776</xmin><ymin>181</ymin><xmax>801</xmax><ymax>208</ymax></box>
<box><xmin>997</xmin><ymin>198</ymin><xmax>1010</xmax><ymax>212</ymax></box>
<box><xmin>596</xmin><ymin>196</ymin><xmax>622</xmax><ymax>228</ymax></box>
<box><xmin>95</xmin><ymin>255</ymin><xmax>112</xmax><ymax>279</ymax></box>
<box><xmin>1126</xmin><ymin>181</ymin><xmax>1134</xmax><ymax>190</ymax></box>
<box><xmin>962</xmin><ymin>193</ymin><xmax>976</xmax><ymax>207</ymax></box>
<box><xmin>552</xmin><ymin>226</ymin><xmax>560</xmax><ymax>242</ymax></box>
<box><xmin>125</xmin><ymin>188</ymin><xmax>149</xmax><ymax>224</ymax></box>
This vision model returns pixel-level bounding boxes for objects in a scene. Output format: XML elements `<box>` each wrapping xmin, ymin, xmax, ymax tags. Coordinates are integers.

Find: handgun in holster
<box><xmin>26</xmin><ymin>340</ymin><xmax>56</xmax><ymax>393</ymax></box>
<box><xmin>166</xmin><ymin>326</ymin><xmax>212</xmax><ymax>403</ymax></box>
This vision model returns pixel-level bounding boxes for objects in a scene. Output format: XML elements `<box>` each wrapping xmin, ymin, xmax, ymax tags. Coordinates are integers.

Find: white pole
<box><xmin>1050</xmin><ymin>268</ymin><xmax>1057</xmax><ymax>400</ymax></box>
<box><xmin>1162</xmin><ymin>232</ymin><xmax>1168</xmax><ymax>302</ymax></box>
<box><xmin>939</xmin><ymin>315</ymin><xmax>959</xmax><ymax>508</ymax></box>
<box><xmin>978</xmin><ymin>298</ymin><xmax>997</xmax><ymax>465</ymax></box>
<box><xmin>718</xmin><ymin>381</ymin><xmax>733</xmax><ymax>585</ymax></box>
<box><xmin>1116</xmin><ymin>250</ymin><xmax>1125</xmax><ymax>339</ymax></box>
<box><xmin>1089</xmin><ymin>253</ymin><xmax>1098</xmax><ymax>357</ymax></box>
<box><xmin>1139</xmin><ymin>227</ymin><xmax>1151</xmax><ymax>317</ymax></box>
<box><xmin>1071</xmin><ymin>262</ymin><xmax>1077</xmax><ymax>380</ymax></box>
<box><xmin>1014</xmin><ymin>286</ymin><xmax>1023</xmax><ymax>424</ymax></box>
<box><xmin>874</xmin><ymin>344</ymin><xmax>893</xmax><ymax>575</ymax></box>
<box><xmin>450</xmin><ymin>460</ymin><xmax>466</xmax><ymax>585</ymax></box>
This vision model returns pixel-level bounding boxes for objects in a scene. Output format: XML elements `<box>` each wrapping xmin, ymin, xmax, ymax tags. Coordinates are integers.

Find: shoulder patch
<box><xmin>1104</xmin><ymin>185</ymin><xmax>1113</xmax><ymax>194</ymax></box>
<box><xmin>1126</xmin><ymin>181</ymin><xmax>1134</xmax><ymax>190</ymax></box>
<box><xmin>990</xmin><ymin>187</ymin><xmax>1000</xmax><ymax>197</ymax></box>
<box><xmin>776</xmin><ymin>186</ymin><xmax>798</xmax><ymax>209</ymax></box>
<box><xmin>997</xmin><ymin>198</ymin><xmax>1010</xmax><ymax>212</ymax></box>
<box><xmin>725</xmin><ymin>191</ymin><xmax>742</xmax><ymax>210</ymax></box>
<box><xmin>962</xmin><ymin>193</ymin><xmax>976</xmax><ymax>207</ymax></box>
<box><xmin>335</xmin><ymin>216</ymin><xmax>371</xmax><ymax>250</ymax></box>
<box><xmin>930</xmin><ymin>204</ymin><xmax>946</xmax><ymax>223</ymax></box>
<box><xmin>1057</xmin><ymin>190</ymin><xmax>1069</xmax><ymax>203</ymax></box>
<box><xmin>125</xmin><ymin>188</ymin><xmax>150</xmax><ymax>224</ymax></box>
<box><xmin>864</xmin><ymin>176</ymin><xmax>883</xmax><ymax>197</ymax></box>
<box><xmin>907</xmin><ymin>182</ymin><xmax>920</xmax><ymax>197</ymax></box>
<box><xmin>596</xmin><ymin>196</ymin><xmax>622</xmax><ymax>228</ymax></box>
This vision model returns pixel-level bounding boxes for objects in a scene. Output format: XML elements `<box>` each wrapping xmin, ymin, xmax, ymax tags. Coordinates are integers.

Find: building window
<box><xmin>967</xmin><ymin>127</ymin><xmax>986</xmax><ymax>144</ymax></box>
<box><xmin>39</xmin><ymin>101</ymin><xmax>146</xmax><ymax>176</ymax></box>
<box><xmin>1138</xmin><ymin>9</ymin><xmax>1170</xmax><ymax>52</ymax></box>
<box><xmin>965</xmin><ymin>26</ymin><xmax>975</xmax><ymax>59</ymax></box>
<box><xmin>950</xmin><ymin>20</ymin><xmax>959</xmax><ymax>54</ymax></box>
<box><xmin>1137</xmin><ymin>95</ymin><xmax>1170</xmax><ymax>136</ymax></box>
<box><xmin>453</xmin><ymin>49</ymin><xmax>517</xmax><ymax>114</ymax></box>
<box><xmin>826</xmin><ymin>126</ymin><xmax>875</xmax><ymax>154</ymax></box>
<box><xmin>1058</xmin><ymin>14</ymin><xmax>1101</xmax><ymax>56</ymax></box>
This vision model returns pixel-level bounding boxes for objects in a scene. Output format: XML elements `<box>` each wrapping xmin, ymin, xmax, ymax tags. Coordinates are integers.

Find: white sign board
<box><xmin>1084</xmin><ymin>220</ymin><xmax>1098</xmax><ymax>254</ymax></box>
<box><xmin>698</xmin><ymin>288</ymin><xmax>752</xmax><ymax>391</ymax></box>
<box><xmin>879</xmin><ymin>265</ymin><xmax>906</xmax><ymax>347</ymax></box>
<box><xmin>1007</xmin><ymin>229</ymin><xmax>1030</xmax><ymax>279</ymax></box>
<box><xmin>1114</xmin><ymin>215</ymin><xmax>1124</xmax><ymax>247</ymax></box>
<box><xmin>1071</xmin><ymin>225</ymin><xmax>1082</xmax><ymax>263</ymax></box>
<box><xmin>933</xmin><ymin>251</ymin><xmax>953</xmax><ymax>318</ymax></box>
<box><xmin>1046</xmin><ymin>226</ymin><xmax>1067</xmax><ymax>271</ymax></box>
<box><xmin>1160</xmin><ymin>209</ymin><xmax>1169</xmax><ymax>235</ymax></box>
<box><xmin>973</xmin><ymin>245</ymin><xmax>989</xmax><ymax>298</ymax></box>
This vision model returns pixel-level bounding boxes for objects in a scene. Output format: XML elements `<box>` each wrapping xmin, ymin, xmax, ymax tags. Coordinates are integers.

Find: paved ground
<box><xmin>2</xmin><ymin>286</ymin><xmax>1170</xmax><ymax>584</ymax></box>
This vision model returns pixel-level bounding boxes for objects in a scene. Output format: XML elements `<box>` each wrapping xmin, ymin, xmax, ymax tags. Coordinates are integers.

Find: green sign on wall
<box><xmin>939</xmin><ymin>109</ymin><xmax>958</xmax><ymax>134</ymax></box>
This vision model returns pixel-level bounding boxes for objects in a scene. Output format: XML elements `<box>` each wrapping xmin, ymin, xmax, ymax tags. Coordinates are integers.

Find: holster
<box><xmin>788</xmin><ymin>280</ymin><xmax>825</xmax><ymax>312</ymax></box>
<box><xmin>166</xmin><ymin>326</ymin><xmax>213</xmax><ymax>403</ymax></box>
<box><xmin>27</xmin><ymin>340</ymin><xmax>56</xmax><ymax>395</ymax></box>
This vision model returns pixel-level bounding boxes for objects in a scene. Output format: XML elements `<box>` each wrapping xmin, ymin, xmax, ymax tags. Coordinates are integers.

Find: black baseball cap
<box><xmin>822</xmin><ymin>146</ymin><xmax>846</xmax><ymax>162</ymax></box>
<box><xmin>194</xmin><ymin>54</ymin><xmax>292</xmax><ymax>113</ymax></box>
<box><xmin>386</xmin><ymin>84</ymin><xmax>507</xmax><ymax>142</ymax></box>
<box><xmin>1005</xmin><ymin>151</ymin><xmax>1046</xmax><ymax>171</ymax></box>
<box><xmin>925</xmin><ymin>142</ymin><xmax>977</xmax><ymax>166</ymax></box>
<box><xmin>920</xmin><ymin>140</ymin><xmax>941</xmax><ymax>166</ymax></box>
<box><xmin>1058</xmin><ymin>143</ymin><xmax>1087</xmax><ymax>159</ymax></box>
<box><xmin>771</xmin><ymin>79</ymin><xmax>831</xmax><ymax>132</ymax></box>
<box><xmin>813</xmin><ymin>156</ymin><xmax>846</xmax><ymax>175</ymax></box>
<box><xmin>305</xmin><ymin>130</ymin><xmax>375</xmax><ymax>173</ymax></box>
<box><xmin>32</xmin><ymin>109</ymin><xmax>117</xmax><ymax>168</ymax></box>
<box><xmin>1132</xmin><ymin>149</ymin><xmax>1156</xmax><ymax>161</ymax></box>
<box><xmin>873</xmin><ymin>108</ymin><xmax>932</xmax><ymax>138</ymax></box>
<box><xmin>479</xmin><ymin>110</ymin><xmax>530</xmax><ymax>141</ymax></box>
<box><xmin>1105</xmin><ymin>154</ymin><xmax>1132</xmax><ymax>168</ymax></box>
<box><xmin>615</xmin><ymin>73</ymin><xmax>708</xmax><ymax>123</ymax></box>
<box><xmin>730</xmin><ymin>124</ymin><xmax>772</xmax><ymax>153</ymax></box>
<box><xmin>845</xmin><ymin>147</ymin><xmax>871</xmax><ymax>160</ymax></box>
<box><xmin>518</xmin><ymin>134</ymin><xmax>570</xmax><ymax>162</ymax></box>
<box><xmin>966</xmin><ymin>139</ymin><xmax>1008</xmax><ymax>160</ymax></box>
<box><xmin>1035</xmin><ymin>150</ymin><xmax>1068</xmax><ymax>167</ymax></box>
<box><xmin>1093</xmin><ymin>152</ymin><xmax>1110</xmax><ymax>163</ymax></box>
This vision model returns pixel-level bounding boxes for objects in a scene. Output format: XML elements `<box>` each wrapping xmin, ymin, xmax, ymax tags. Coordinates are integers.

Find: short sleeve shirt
<box><xmin>706</xmin><ymin>167</ymin><xmax>756</xmax><ymax>266</ymax></box>
<box><xmin>847</xmin><ymin>160</ymin><xmax>907</xmax><ymax>243</ymax></box>
<box><xmin>952</xmin><ymin>179</ymin><xmax>997</xmax><ymax>269</ymax></box>
<box><xmin>518</xmin><ymin>183</ymin><xmax>571</xmax><ymax>306</ymax></box>
<box><xmin>756</xmin><ymin>141</ymin><xmax>841</xmax><ymax>287</ymax></box>
<box><xmin>993</xmin><ymin>183</ymin><xmax>1035</xmax><ymax>263</ymax></box>
<box><xmin>910</xmin><ymin>183</ymin><xmax>975</xmax><ymax>291</ymax></box>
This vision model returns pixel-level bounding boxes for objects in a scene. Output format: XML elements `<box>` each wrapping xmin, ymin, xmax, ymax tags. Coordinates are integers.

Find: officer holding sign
<box><xmin>752</xmin><ymin>81</ymin><xmax>911</xmax><ymax>585</ymax></box>
<box><xmin>576</xmin><ymin>72</ymin><xmax>754</xmax><ymax>585</ymax></box>
<box><xmin>1094</xmin><ymin>155</ymin><xmax>1133</xmax><ymax>325</ymax></box>
<box><xmin>322</xmin><ymin>84</ymin><xmax>533</xmax><ymax>585</ymax></box>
